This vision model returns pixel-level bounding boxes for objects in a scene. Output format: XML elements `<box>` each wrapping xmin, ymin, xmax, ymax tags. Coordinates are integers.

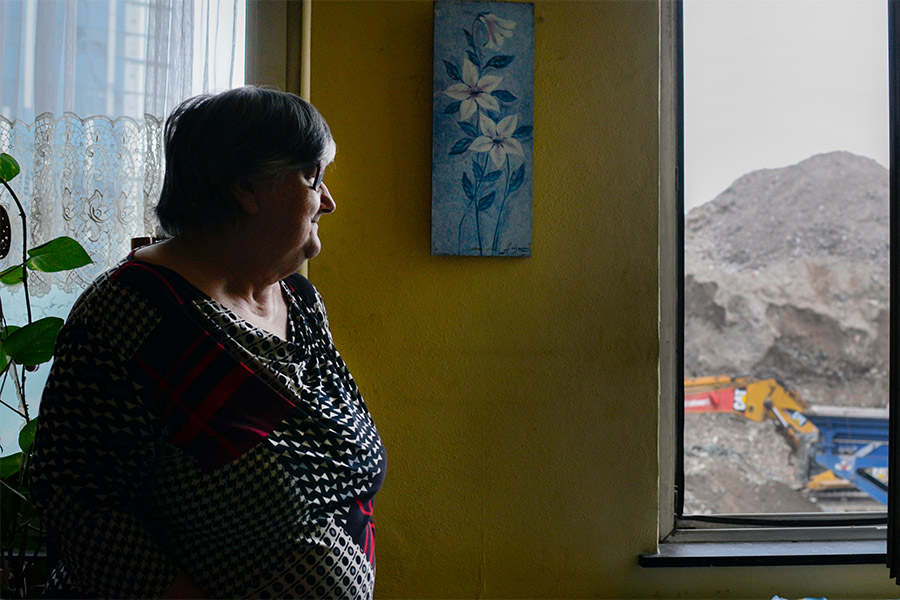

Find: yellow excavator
<box><xmin>684</xmin><ymin>375</ymin><xmax>815</xmax><ymax>445</ymax></box>
<box><xmin>684</xmin><ymin>375</ymin><xmax>875</xmax><ymax>496</ymax></box>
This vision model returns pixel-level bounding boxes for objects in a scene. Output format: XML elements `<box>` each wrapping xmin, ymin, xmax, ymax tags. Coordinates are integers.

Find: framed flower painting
<box><xmin>431</xmin><ymin>0</ymin><xmax>534</xmax><ymax>257</ymax></box>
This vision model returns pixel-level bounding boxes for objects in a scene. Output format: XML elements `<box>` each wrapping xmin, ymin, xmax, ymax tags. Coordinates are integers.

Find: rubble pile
<box><xmin>683</xmin><ymin>151</ymin><xmax>889</xmax><ymax>513</ymax></box>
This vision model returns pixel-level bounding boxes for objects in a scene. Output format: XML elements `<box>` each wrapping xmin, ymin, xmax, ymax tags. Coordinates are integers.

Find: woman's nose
<box><xmin>320</xmin><ymin>183</ymin><xmax>336</xmax><ymax>214</ymax></box>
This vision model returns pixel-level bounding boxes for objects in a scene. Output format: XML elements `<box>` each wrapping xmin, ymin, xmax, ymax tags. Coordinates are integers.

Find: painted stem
<box><xmin>492</xmin><ymin>157</ymin><xmax>513</xmax><ymax>254</ymax></box>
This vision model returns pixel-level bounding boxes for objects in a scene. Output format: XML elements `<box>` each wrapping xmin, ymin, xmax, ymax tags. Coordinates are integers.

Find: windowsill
<box><xmin>639</xmin><ymin>539</ymin><xmax>886</xmax><ymax>568</ymax></box>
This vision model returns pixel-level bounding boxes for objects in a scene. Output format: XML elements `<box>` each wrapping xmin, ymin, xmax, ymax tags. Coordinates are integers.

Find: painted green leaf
<box><xmin>0</xmin><ymin>264</ymin><xmax>24</xmax><ymax>285</ymax></box>
<box><xmin>484</xmin><ymin>55</ymin><xmax>514</xmax><ymax>69</ymax></box>
<box><xmin>472</xmin><ymin>159</ymin><xmax>484</xmax><ymax>180</ymax></box>
<box><xmin>477</xmin><ymin>191</ymin><xmax>496</xmax><ymax>211</ymax></box>
<box><xmin>449</xmin><ymin>138</ymin><xmax>474</xmax><ymax>156</ymax></box>
<box><xmin>26</xmin><ymin>236</ymin><xmax>92</xmax><ymax>273</ymax></box>
<box><xmin>483</xmin><ymin>170</ymin><xmax>503</xmax><ymax>183</ymax></box>
<box><xmin>462</xmin><ymin>173</ymin><xmax>474</xmax><ymax>201</ymax></box>
<box><xmin>458</xmin><ymin>121</ymin><xmax>478</xmax><ymax>138</ymax></box>
<box><xmin>3</xmin><ymin>317</ymin><xmax>64</xmax><ymax>366</ymax></box>
<box><xmin>509</xmin><ymin>163</ymin><xmax>526</xmax><ymax>194</ymax></box>
<box><xmin>0</xmin><ymin>453</ymin><xmax>22</xmax><ymax>479</ymax></box>
<box><xmin>444</xmin><ymin>101</ymin><xmax>462</xmax><ymax>115</ymax></box>
<box><xmin>491</xmin><ymin>90</ymin><xmax>517</xmax><ymax>103</ymax></box>
<box><xmin>512</xmin><ymin>125</ymin><xmax>533</xmax><ymax>139</ymax></box>
<box><xmin>464</xmin><ymin>29</ymin><xmax>476</xmax><ymax>51</ymax></box>
<box><xmin>0</xmin><ymin>153</ymin><xmax>20</xmax><ymax>183</ymax></box>
<box><xmin>18</xmin><ymin>419</ymin><xmax>37</xmax><ymax>454</ymax></box>
<box><xmin>443</xmin><ymin>60</ymin><xmax>461</xmax><ymax>81</ymax></box>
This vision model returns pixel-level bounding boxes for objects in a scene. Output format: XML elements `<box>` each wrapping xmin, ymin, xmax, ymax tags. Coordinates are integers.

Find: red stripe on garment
<box><xmin>356</xmin><ymin>498</ymin><xmax>374</xmax><ymax>516</ymax></box>
<box><xmin>132</xmin><ymin>331</ymin><xmax>216</xmax><ymax>417</ymax></box>
<box><xmin>133</xmin><ymin>353</ymin><xmax>221</xmax><ymax>447</ymax></box>
<box><xmin>133</xmin><ymin>353</ymin><xmax>177</xmax><ymax>407</ymax></box>
<box><xmin>367</xmin><ymin>522</ymin><xmax>376</xmax><ymax>563</ymax></box>
<box><xmin>167</xmin><ymin>340</ymin><xmax>224</xmax><ymax>416</ymax></box>
<box><xmin>170</xmin><ymin>364</ymin><xmax>253</xmax><ymax>452</ymax></box>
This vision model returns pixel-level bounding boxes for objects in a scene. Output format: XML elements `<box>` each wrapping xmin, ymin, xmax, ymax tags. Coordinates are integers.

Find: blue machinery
<box><xmin>805</xmin><ymin>411</ymin><xmax>889</xmax><ymax>505</ymax></box>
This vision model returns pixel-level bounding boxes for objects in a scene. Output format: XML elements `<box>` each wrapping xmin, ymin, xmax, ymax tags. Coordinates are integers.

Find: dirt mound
<box><xmin>683</xmin><ymin>152</ymin><xmax>889</xmax><ymax>514</ymax></box>
<box><xmin>685</xmin><ymin>151</ymin><xmax>889</xmax><ymax>408</ymax></box>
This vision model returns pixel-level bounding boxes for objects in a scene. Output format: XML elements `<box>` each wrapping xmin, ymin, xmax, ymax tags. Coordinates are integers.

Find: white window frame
<box><xmin>649</xmin><ymin>0</ymin><xmax>892</xmax><ymax>565</ymax></box>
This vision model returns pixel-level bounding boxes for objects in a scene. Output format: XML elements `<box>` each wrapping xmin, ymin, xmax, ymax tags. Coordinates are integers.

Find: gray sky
<box><xmin>684</xmin><ymin>0</ymin><xmax>889</xmax><ymax>211</ymax></box>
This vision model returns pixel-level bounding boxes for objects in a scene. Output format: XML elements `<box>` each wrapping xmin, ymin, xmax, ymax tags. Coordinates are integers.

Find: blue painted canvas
<box><xmin>432</xmin><ymin>1</ymin><xmax>534</xmax><ymax>257</ymax></box>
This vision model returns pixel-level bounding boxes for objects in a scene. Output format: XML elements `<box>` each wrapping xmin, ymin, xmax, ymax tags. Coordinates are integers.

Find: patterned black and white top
<box><xmin>30</xmin><ymin>257</ymin><xmax>386</xmax><ymax>599</ymax></box>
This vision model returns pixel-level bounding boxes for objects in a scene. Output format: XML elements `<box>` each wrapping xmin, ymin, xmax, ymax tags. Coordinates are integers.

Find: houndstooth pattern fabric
<box><xmin>30</xmin><ymin>259</ymin><xmax>386</xmax><ymax>599</ymax></box>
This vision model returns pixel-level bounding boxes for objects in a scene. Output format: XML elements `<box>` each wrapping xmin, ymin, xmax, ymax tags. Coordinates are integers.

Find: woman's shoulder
<box><xmin>62</xmin><ymin>257</ymin><xmax>170</xmax><ymax>355</ymax></box>
<box><xmin>66</xmin><ymin>257</ymin><xmax>135</xmax><ymax>318</ymax></box>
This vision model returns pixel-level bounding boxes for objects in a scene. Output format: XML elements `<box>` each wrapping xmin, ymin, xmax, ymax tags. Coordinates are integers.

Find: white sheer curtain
<box><xmin>0</xmin><ymin>0</ymin><xmax>245</xmax><ymax>295</ymax></box>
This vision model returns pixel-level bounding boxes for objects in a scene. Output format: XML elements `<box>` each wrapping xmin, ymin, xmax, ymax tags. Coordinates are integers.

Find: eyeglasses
<box><xmin>310</xmin><ymin>163</ymin><xmax>326</xmax><ymax>191</ymax></box>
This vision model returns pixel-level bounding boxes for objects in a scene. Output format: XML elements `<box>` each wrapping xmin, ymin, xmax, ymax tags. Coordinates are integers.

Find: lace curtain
<box><xmin>0</xmin><ymin>0</ymin><xmax>244</xmax><ymax>296</ymax></box>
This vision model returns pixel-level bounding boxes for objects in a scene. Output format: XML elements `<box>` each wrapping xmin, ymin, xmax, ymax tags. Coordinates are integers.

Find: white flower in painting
<box><xmin>479</xmin><ymin>13</ymin><xmax>516</xmax><ymax>50</ymax></box>
<box><xmin>470</xmin><ymin>114</ymin><xmax>524</xmax><ymax>169</ymax></box>
<box><xmin>444</xmin><ymin>58</ymin><xmax>501</xmax><ymax>121</ymax></box>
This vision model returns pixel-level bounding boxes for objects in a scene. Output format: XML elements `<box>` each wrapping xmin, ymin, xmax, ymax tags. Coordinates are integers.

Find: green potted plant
<box><xmin>0</xmin><ymin>152</ymin><xmax>92</xmax><ymax>598</ymax></box>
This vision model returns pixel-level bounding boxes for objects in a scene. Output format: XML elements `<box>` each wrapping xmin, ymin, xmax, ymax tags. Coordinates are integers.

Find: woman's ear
<box><xmin>230</xmin><ymin>179</ymin><xmax>260</xmax><ymax>216</ymax></box>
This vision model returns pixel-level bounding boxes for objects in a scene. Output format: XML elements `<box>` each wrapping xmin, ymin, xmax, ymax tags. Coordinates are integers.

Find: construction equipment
<box><xmin>803</xmin><ymin>406</ymin><xmax>889</xmax><ymax>505</ymax></box>
<box><xmin>684</xmin><ymin>375</ymin><xmax>889</xmax><ymax>505</ymax></box>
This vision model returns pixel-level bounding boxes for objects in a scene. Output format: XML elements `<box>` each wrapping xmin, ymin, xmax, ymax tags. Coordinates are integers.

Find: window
<box><xmin>0</xmin><ymin>0</ymin><xmax>245</xmax><ymax>455</ymax></box>
<box><xmin>647</xmin><ymin>0</ymin><xmax>897</xmax><ymax>566</ymax></box>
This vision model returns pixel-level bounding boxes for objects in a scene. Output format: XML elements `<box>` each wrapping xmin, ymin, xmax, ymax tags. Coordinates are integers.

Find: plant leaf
<box><xmin>3</xmin><ymin>317</ymin><xmax>64</xmax><ymax>366</ymax></box>
<box><xmin>513</xmin><ymin>125</ymin><xmax>533</xmax><ymax>139</ymax></box>
<box><xmin>444</xmin><ymin>101</ymin><xmax>462</xmax><ymax>115</ymax></box>
<box><xmin>26</xmin><ymin>236</ymin><xmax>92</xmax><ymax>273</ymax></box>
<box><xmin>0</xmin><ymin>325</ymin><xmax>19</xmax><ymax>374</ymax></box>
<box><xmin>0</xmin><ymin>453</ymin><xmax>22</xmax><ymax>479</ymax></box>
<box><xmin>508</xmin><ymin>163</ymin><xmax>526</xmax><ymax>194</ymax></box>
<box><xmin>477</xmin><ymin>191</ymin><xmax>496</xmax><ymax>211</ymax></box>
<box><xmin>483</xmin><ymin>170</ymin><xmax>503</xmax><ymax>183</ymax></box>
<box><xmin>18</xmin><ymin>419</ymin><xmax>37</xmax><ymax>455</ymax></box>
<box><xmin>462</xmin><ymin>173</ymin><xmax>474</xmax><ymax>201</ymax></box>
<box><xmin>0</xmin><ymin>264</ymin><xmax>23</xmax><ymax>285</ymax></box>
<box><xmin>484</xmin><ymin>55</ymin><xmax>514</xmax><ymax>69</ymax></box>
<box><xmin>466</xmin><ymin>50</ymin><xmax>480</xmax><ymax>67</ymax></box>
<box><xmin>458</xmin><ymin>121</ymin><xmax>478</xmax><ymax>137</ymax></box>
<box><xmin>0</xmin><ymin>153</ymin><xmax>20</xmax><ymax>183</ymax></box>
<box><xmin>449</xmin><ymin>137</ymin><xmax>474</xmax><ymax>156</ymax></box>
<box><xmin>443</xmin><ymin>60</ymin><xmax>461</xmax><ymax>81</ymax></box>
<box><xmin>491</xmin><ymin>90</ymin><xmax>517</xmax><ymax>103</ymax></box>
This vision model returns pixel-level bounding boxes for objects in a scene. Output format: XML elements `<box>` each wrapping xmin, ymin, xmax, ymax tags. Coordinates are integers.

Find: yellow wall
<box><xmin>308</xmin><ymin>1</ymin><xmax>895</xmax><ymax>597</ymax></box>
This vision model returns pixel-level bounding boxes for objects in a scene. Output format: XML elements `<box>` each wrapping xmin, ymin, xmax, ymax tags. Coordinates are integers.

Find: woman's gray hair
<box><xmin>155</xmin><ymin>86</ymin><xmax>336</xmax><ymax>237</ymax></box>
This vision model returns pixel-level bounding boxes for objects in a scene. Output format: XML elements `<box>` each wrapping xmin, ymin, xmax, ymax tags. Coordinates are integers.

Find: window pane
<box><xmin>0</xmin><ymin>0</ymin><xmax>246</xmax><ymax>455</ymax></box>
<box><xmin>683</xmin><ymin>0</ymin><xmax>889</xmax><ymax>514</ymax></box>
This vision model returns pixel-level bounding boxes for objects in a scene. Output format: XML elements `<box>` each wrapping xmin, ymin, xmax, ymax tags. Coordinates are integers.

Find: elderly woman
<box><xmin>30</xmin><ymin>86</ymin><xmax>386</xmax><ymax>599</ymax></box>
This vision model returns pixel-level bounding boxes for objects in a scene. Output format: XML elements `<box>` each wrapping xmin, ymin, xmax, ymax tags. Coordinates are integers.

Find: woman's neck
<box><xmin>133</xmin><ymin>231</ymin><xmax>290</xmax><ymax>339</ymax></box>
